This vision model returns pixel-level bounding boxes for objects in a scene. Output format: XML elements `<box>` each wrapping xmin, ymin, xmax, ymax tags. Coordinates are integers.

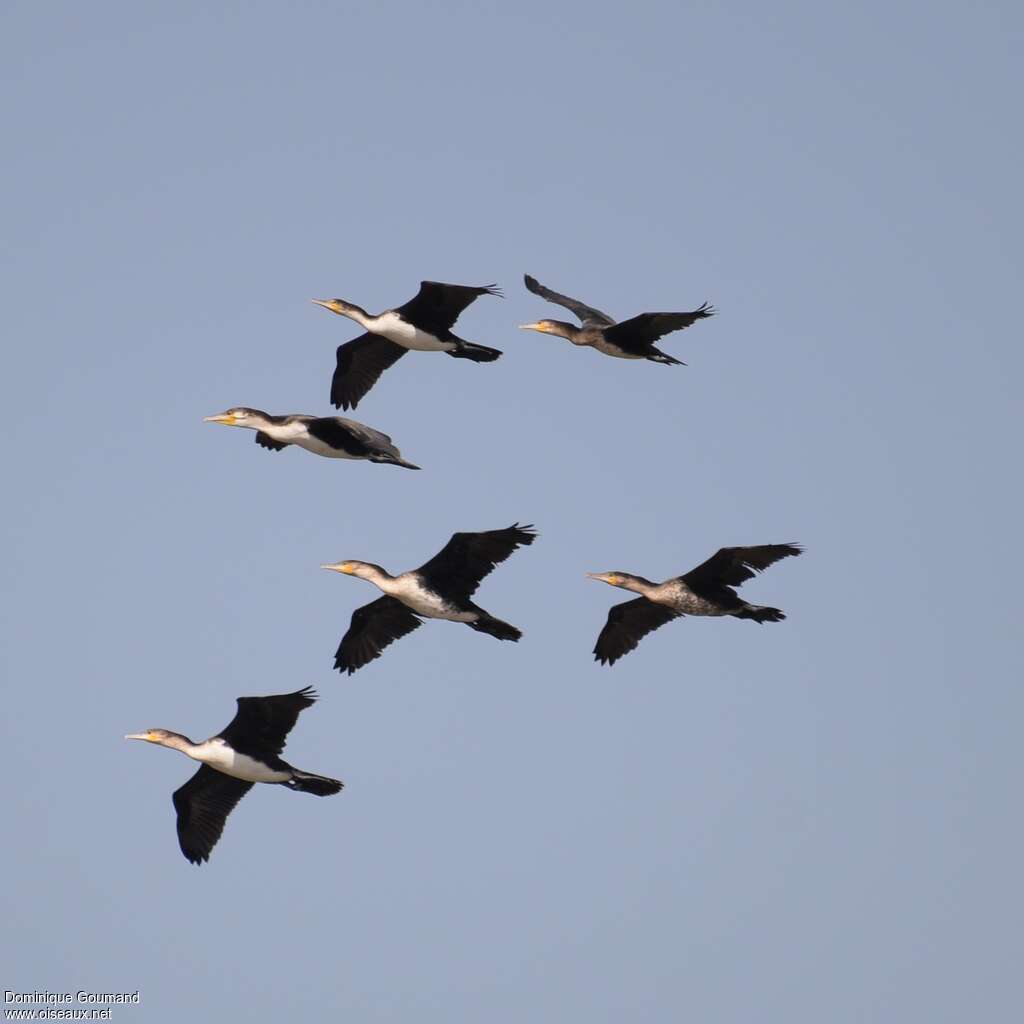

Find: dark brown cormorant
<box><xmin>126</xmin><ymin>687</ymin><xmax>342</xmax><ymax>863</ymax></box>
<box><xmin>520</xmin><ymin>273</ymin><xmax>714</xmax><ymax>364</ymax></box>
<box><xmin>322</xmin><ymin>524</ymin><xmax>537</xmax><ymax>674</ymax></box>
<box><xmin>312</xmin><ymin>281</ymin><xmax>503</xmax><ymax>410</ymax></box>
<box><xmin>204</xmin><ymin>407</ymin><xmax>419</xmax><ymax>469</ymax></box>
<box><xmin>588</xmin><ymin>544</ymin><xmax>802</xmax><ymax>665</ymax></box>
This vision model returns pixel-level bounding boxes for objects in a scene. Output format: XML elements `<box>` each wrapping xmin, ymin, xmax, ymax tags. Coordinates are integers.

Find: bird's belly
<box><xmin>656</xmin><ymin>585</ymin><xmax>729</xmax><ymax>617</ymax></box>
<box><xmin>198</xmin><ymin>744</ymin><xmax>289</xmax><ymax>783</ymax></box>
<box><xmin>375</xmin><ymin>312</ymin><xmax>452</xmax><ymax>351</ymax></box>
<box><xmin>393</xmin><ymin>581</ymin><xmax>474</xmax><ymax>621</ymax></box>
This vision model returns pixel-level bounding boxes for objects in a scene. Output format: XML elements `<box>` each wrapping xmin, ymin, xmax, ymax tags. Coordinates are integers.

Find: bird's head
<box><xmin>125</xmin><ymin>729</ymin><xmax>174</xmax><ymax>745</ymax></box>
<box><xmin>203</xmin><ymin>407</ymin><xmax>264</xmax><ymax>428</ymax></box>
<box><xmin>519</xmin><ymin>319</ymin><xmax>562</xmax><ymax>335</ymax></box>
<box><xmin>320</xmin><ymin>560</ymin><xmax>380</xmax><ymax>581</ymax></box>
<box><xmin>586</xmin><ymin>572</ymin><xmax>634</xmax><ymax>590</ymax></box>
<box><xmin>311</xmin><ymin>298</ymin><xmax>357</xmax><ymax>317</ymax></box>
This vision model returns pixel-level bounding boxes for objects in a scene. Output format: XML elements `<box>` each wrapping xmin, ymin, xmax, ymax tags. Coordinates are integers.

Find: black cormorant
<box><xmin>322</xmin><ymin>524</ymin><xmax>537</xmax><ymax>674</ymax></box>
<box><xmin>204</xmin><ymin>407</ymin><xmax>419</xmax><ymax>469</ymax></box>
<box><xmin>520</xmin><ymin>274</ymin><xmax>714</xmax><ymax>365</ymax></box>
<box><xmin>312</xmin><ymin>281</ymin><xmax>503</xmax><ymax>410</ymax></box>
<box><xmin>588</xmin><ymin>544</ymin><xmax>802</xmax><ymax>666</ymax></box>
<box><xmin>126</xmin><ymin>687</ymin><xmax>342</xmax><ymax>863</ymax></box>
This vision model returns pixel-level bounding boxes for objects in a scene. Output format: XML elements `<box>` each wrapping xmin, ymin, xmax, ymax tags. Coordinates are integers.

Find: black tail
<box><xmin>468</xmin><ymin>615</ymin><xmax>522</xmax><ymax>641</ymax></box>
<box><xmin>735</xmin><ymin>604</ymin><xmax>786</xmax><ymax>624</ymax></box>
<box><xmin>287</xmin><ymin>771</ymin><xmax>344</xmax><ymax>796</ymax></box>
<box><xmin>646</xmin><ymin>348</ymin><xmax>685</xmax><ymax>366</ymax></box>
<box><xmin>448</xmin><ymin>342</ymin><xmax>503</xmax><ymax>363</ymax></box>
<box><xmin>371</xmin><ymin>454</ymin><xmax>421</xmax><ymax>470</ymax></box>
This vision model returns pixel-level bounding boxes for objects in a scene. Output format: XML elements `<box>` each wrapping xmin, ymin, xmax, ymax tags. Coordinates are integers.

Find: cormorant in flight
<box><xmin>313</xmin><ymin>281</ymin><xmax>503</xmax><ymax>409</ymax></box>
<box><xmin>322</xmin><ymin>524</ymin><xmax>537</xmax><ymax>674</ymax></box>
<box><xmin>588</xmin><ymin>544</ymin><xmax>801</xmax><ymax>665</ymax></box>
<box><xmin>126</xmin><ymin>687</ymin><xmax>342</xmax><ymax>863</ymax></box>
<box><xmin>520</xmin><ymin>273</ymin><xmax>713</xmax><ymax>365</ymax></box>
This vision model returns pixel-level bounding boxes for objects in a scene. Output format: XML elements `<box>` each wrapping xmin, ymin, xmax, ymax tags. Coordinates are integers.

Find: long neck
<box><xmin>342</xmin><ymin>304</ymin><xmax>376</xmax><ymax>331</ymax></box>
<box><xmin>548</xmin><ymin>320</ymin><xmax>583</xmax><ymax>342</ymax></box>
<box><xmin>617</xmin><ymin>574</ymin><xmax>657</xmax><ymax>596</ymax></box>
<box><xmin>158</xmin><ymin>732</ymin><xmax>201</xmax><ymax>758</ymax></box>
<box><xmin>358</xmin><ymin>563</ymin><xmax>398</xmax><ymax>592</ymax></box>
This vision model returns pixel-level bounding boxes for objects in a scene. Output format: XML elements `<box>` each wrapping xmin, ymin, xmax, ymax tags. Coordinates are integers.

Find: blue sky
<box><xmin>2</xmin><ymin>1</ymin><xmax>1022</xmax><ymax>1021</ymax></box>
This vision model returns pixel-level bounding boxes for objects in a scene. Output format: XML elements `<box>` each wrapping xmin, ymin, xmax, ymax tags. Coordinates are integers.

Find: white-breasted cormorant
<box><xmin>126</xmin><ymin>687</ymin><xmax>342</xmax><ymax>864</ymax></box>
<box><xmin>520</xmin><ymin>274</ymin><xmax>714</xmax><ymax>365</ymax></box>
<box><xmin>204</xmin><ymin>407</ymin><xmax>419</xmax><ymax>469</ymax></box>
<box><xmin>312</xmin><ymin>281</ymin><xmax>503</xmax><ymax>410</ymax></box>
<box><xmin>322</xmin><ymin>524</ymin><xmax>537</xmax><ymax>674</ymax></box>
<box><xmin>588</xmin><ymin>544</ymin><xmax>802</xmax><ymax>666</ymax></box>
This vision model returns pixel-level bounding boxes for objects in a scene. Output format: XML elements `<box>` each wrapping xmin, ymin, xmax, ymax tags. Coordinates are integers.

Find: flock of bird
<box><xmin>127</xmin><ymin>274</ymin><xmax>802</xmax><ymax>863</ymax></box>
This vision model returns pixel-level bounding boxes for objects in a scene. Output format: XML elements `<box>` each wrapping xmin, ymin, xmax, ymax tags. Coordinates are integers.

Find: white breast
<box><xmin>194</xmin><ymin>739</ymin><xmax>290</xmax><ymax>783</ymax></box>
<box><xmin>387</xmin><ymin>575</ymin><xmax>476</xmax><ymax>622</ymax></box>
<box><xmin>375</xmin><ymin>311</ymin><xmax>454</xmax><ymax>352</ymax></box>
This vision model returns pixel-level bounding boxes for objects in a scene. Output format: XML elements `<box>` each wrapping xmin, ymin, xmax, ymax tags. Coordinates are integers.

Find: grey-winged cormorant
<box><xmin>520</xmin><ymin>274</ymin><xmax>713</xmax><ymax>365</ymax></box>
<box><xmin>312</xmin><ymin>281</ymin><xmax>503</xmax><ymax>410</ymax></box>
<box><xmin>126</xmin><ymin>687</ymin><xmax>342</xmax><ymax>863</ymax></box>
<box><xmin>322</xmin><ymin>524</ymin><xmax>537</xmax><ymax>674</ymax></box>
<box><xmin>204</xmin><ymin>407</ymin><xmax>419</xmax><ymax>469</ymax></box>
<box><xmin>588</xmin><ymin>544</ymin><xmax>802</xmax><ymax>666</ymax></box>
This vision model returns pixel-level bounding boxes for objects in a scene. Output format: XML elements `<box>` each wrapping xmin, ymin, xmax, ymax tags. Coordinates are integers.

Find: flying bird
<box><xmin>588</xmin><ymin>544</ymin><xmax>802</xmax><ymax>666</ymax></box>
<box><xmin>520</xmin><ymin>273</ymin><xmax>713</xmax><ymax>365</ymax></box>
<box><xmin>313</xmin><ymin>281</ymin><xmax>503</xmax><ymax>410</ymax></box>
<box><xmin>322</xmin><ymin>524</ymin><xmax>537</xmax><ymax>674</ymax></box>
<box><xmin>204</xmin><ymin>407</ymin><xmax>420</xmax><ymax>469</ymax></box>
<box><xmin>126</xmin><ymin>687</ymin><xmax>342</xmax><ymax>864</ymax></box>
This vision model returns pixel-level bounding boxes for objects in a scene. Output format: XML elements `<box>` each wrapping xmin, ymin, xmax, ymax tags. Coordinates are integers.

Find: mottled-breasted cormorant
<box><xmin>312</xmin><ymin>281</ymin><xmax>503</xmax><ymax>409</ymax></box>
<box><xmin>126</xmin><ymin>687</ymin><xmax>342</xmax><ymax>863</ymax></box>
<box><xmin>520</xmin><ymin>274</ymin><xmax>713</xmax><ymax>365</ymax></box>
<box><xmin>322</xmin><ymin>524</ymin><xmax>537</xmax><ymax>674</ymax></box>
<box><xmin>204</xmin><ymin>407</ymin><xmax>419</xmax><ymax>469</ymax></box>
<box><xmin>588</xmin><ymin>544</ymin><xmax>802</xmax><ymax>665</ymax></box>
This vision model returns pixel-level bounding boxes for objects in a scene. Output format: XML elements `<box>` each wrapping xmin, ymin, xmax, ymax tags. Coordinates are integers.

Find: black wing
<box><xmin>416</xmin><ymin>523</ymin><xmax>537</xmax><ymax>601</ymax></box>
<box><xmin>255</xmin><ymin>431</ymin><xmax>289</xmax><ymax>451</ymax></box>
<box><xmin>603</xmin><ymin>304</ymin><xmax>715</xmax><ymax>352</ymax></box>
<box><xmin>682</xmin><ymin>544</ymin><xmax>802</xmax><ymax>591</ymax></box>
<box><xmin>218</xmin><ymin>687</ymin><xmax>318</xmax><ymax>757</ymax></box>
<box><xmin>524</xmin><ymin>274</ymin><xmax>615</xmax><ymax>327</ymax></box>
<box><xmin>305</xmin><ymin>418</ymin><xmax>374</xmax><ymax>457</ymax></box>
<box><xmin>394</xmin><ymin>281</ymin><xmax>501</xmax><ymax>336</ymax></box>
<box><xmin>331</xmin><ymin>333</ymin><xmax>407</xmax><ymax>410</ymax></box>
<box><xmin>335</xmin><ymin>596</ymin><xmax>423</xmax><ymax>675</ymax></box>
<box><xmin>593</xmin><ymin>597</ymin><xmax>681</xmax><ymax>666</ymax></box>
<box><xmin>172</xmin><ymin>765</ymin><xmax>253</xmax><ymax>864</ymax></box>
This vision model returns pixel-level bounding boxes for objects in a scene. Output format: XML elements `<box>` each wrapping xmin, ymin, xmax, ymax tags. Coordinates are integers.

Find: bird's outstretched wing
<box><xmin>602</xmin><ymin>304</ymin><xmax>715</xmax><ymax>352</ymax></box>
<box><xmin>394</xmin><ymin>281</ymin><xmax>501</xmax><ymax>336</ymax></box>
<box><xmin>593</xmin><ymin>597</ymin><xmax>680</xmax><ymax>666</ymax></box>
<box><xmin>331</xmin><ymin>333</ymin><xmax>407</xmax><ymax>410</ymax></box>
<box><xmin>218</xmin><ymin>687</ymin><xmax>318</xmax><ymax>756</ymax></box>
<box><xmin>335</xmin><ymin>596</ymin><xmax>423</xmax><ymax>674</ymax></box>
<box><xmin>681</xmin><ymin>544</ymin><xmax>802</xmax><ymax>591</ymax></box>
<box><xmin>524</xmin><ymin>274</ymin><xmax>615</xmax><ymax>327</ymax></box>
<box><xmin>172</xmin><ymin>765</ymin><xmax>253</xmax><ymax>864</ymax></box>
<box><xmin>255</xmin><ymin>431</ymin><xmax>289</xmax><ymax>451</ymax></box>
<box><xmin>416</xmin><ymin>523</ymin><xmax>537</xmax><ymax>601</ymax></box>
